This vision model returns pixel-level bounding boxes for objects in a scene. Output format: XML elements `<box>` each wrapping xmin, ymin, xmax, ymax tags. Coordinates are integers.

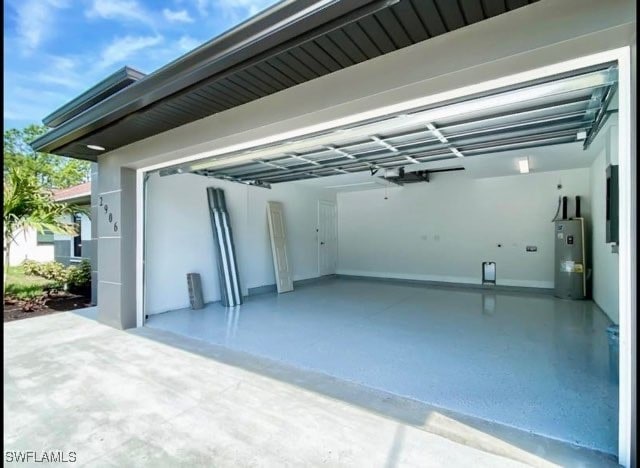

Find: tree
<box><xmin>3</xmin><ymin>124</ymin><xmax>91</xmax><ymax>189</ymax></box>
<box><xmin>3</xmin><ymin>167</ymin><xmax>85</xmax><ymax>292</ymax></box>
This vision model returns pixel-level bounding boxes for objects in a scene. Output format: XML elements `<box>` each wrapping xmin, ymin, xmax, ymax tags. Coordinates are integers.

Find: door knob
<box><xmin>320</xmin><ymin>241</ymin><xmax>325</xmax><ymax>245</ymax></box>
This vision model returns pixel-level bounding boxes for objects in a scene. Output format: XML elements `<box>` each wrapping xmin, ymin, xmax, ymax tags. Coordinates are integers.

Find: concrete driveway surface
<box><xmin>3</xmin><ymin>310</ymin><xmax>618</xmax><ymax>467</ymax></box>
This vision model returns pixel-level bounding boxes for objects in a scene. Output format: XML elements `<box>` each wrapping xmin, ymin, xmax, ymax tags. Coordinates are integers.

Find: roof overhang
<box><xmin>55</xmin><ymin>194</ymin><xmax>91</xmax><ymax>205</ymax></box>
<box><xmin>52</xmin><ymin>182</ymin><xmax>92</xmax><ymax>205</ymax></box>
<box><xmin>30</xmin><ymin>0</ymin><xmax>537</xmax><ymax>160</ymax></box>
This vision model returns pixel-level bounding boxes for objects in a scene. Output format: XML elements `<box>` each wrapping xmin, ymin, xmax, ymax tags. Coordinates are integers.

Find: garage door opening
<box><xmin>141</xmin><ymin>61</ymin><xmax>621</xmax><ymax>457</ymax></box>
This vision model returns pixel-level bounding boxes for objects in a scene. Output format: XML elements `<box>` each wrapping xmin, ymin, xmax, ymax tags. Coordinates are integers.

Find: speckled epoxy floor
<box><xmin>146</xmin><ymin>277</ymin><xmax>618</xmax><ymax>454</ymax></box>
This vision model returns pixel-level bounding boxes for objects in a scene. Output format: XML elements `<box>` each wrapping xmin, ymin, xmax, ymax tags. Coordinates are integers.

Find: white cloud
<box><xmin>177</xmin><ymin>35</ymin><xmax>201</xmax><ymax>52</ymax></box>
<box><xmin>97</xmin><ymin>35</ymin><xmax>163</xmax><ymax>70</ymax></box>
<box><xmin>195</xmin><ymin>0</ymin><xmax>208</xmax><ymax>16</ymax></box>
<box><xmin>221</xmin><ymin>0</ymin><xmax>276</xmax><ymax>16</ymax></box>
<box><xmin>196</xmin><ymin>0</ymin><xmax>275</xmax><ymax>20</ymax></box>
<box><xmin>3</xmin><ymin>83</ymin><xmax>71</xmax><ymax>123</ymax></box>
<box><xmin>34</xmin><ymin>55</ymin><xmax>83</xmax><ymax>89</ymax></box>
<box><xmin>50</xmin><ymin>55</ymin><xmax>75</xmax><ymax>71</ymax></box>
<box><xmin>12</xmin><ymin>0</ymin><xmax>70</xmax><ymax>53</ymax></box>
<box><xmin>86</xmin><ymin>0</ymin><xmax>152</xmax><ymax>25</ymax></box>
<box><xmin>163</xmin><ymin>8</ymin><xmax>194</xmax><ymax>23</ymax></box>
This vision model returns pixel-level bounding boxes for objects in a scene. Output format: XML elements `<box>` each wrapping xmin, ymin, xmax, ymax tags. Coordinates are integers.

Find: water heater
<box><xmin>554</xmin><ymin>197</ymin><xmax>586</xmax><ymax>299</ymax></box>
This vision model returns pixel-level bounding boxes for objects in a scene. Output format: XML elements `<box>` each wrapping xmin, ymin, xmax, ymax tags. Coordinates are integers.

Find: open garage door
<box><xmin>158</xmin><ymin>63</ymin><xmax>617</xmax><ymax>186</ymax></box>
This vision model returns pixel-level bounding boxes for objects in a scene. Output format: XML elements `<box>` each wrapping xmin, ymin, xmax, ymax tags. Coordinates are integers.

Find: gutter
<box><xmin>43</xmin><ymin>67</ymin><xmax>145</xmax><ymax>128</ymax></box>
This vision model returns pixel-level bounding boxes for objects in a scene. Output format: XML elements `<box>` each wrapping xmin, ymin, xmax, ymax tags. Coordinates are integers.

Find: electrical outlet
<box><xmin>526</xmin><ymin>246</ymin><xmax>538</xmax><ymax>252</ymax></box>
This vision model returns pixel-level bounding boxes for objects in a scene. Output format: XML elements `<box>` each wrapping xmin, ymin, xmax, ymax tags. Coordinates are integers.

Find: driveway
<box><xmin>4</xmin><ymin>310</ymin><xmax>617</xmax><ymax>467</ymax></box>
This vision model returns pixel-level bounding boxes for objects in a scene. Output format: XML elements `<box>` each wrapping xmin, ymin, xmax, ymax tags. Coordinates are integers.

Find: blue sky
<box><xmin>3</xmin><ymin>0</ymin><xmax>279</xmax><ymax>131</ymax></box>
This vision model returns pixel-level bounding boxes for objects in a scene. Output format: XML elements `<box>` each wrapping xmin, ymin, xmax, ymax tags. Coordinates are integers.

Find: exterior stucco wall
<box><xmin>8</xmin><ymin>228</ymin><xmax>55</xmax><ymax>266</ymax></box>
<box><xmin>96</xmin><ymin>165</ymin><xmax>136</xmax><ymax>329</ymax></box>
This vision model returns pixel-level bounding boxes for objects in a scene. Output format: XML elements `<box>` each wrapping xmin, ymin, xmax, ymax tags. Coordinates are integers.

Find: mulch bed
<box><xmin>3</xmin><ymin>291</ymin><xmax>92</xmax><ymax>322</ymax></box>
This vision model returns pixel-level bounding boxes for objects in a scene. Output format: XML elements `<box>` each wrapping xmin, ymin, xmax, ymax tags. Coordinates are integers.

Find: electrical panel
<box><xmin>606</xmin><ymin>164</ymin><xmax>619</xmax><ymax>244</ymax></box>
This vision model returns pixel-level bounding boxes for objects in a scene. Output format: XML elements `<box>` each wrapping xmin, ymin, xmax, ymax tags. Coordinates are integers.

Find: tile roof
<box><xmin>52</xmin><ymin>182</ymin><xmax>91</xmax><ymax>202</ymax></box>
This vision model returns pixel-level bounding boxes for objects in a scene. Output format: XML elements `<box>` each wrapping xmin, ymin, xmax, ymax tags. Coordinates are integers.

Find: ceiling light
<box><xmin>518</xmin><ymin>158</ymin><xmax>530</xmax><ymax>174</ymax></box>
<box><xmin>86</xmin><ymin>144</ymin><xmax>105</xmax><ymax>151</ymax></box>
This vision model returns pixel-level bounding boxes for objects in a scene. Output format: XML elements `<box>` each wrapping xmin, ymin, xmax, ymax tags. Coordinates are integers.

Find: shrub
<box><xmin>38</xmin><ymin>262</ymin><xmax>69</xmax><ymax>284</ymax></box>
<box><xmin>67</xmin><ymin>259</ymin><xmax>91</xmax><ymax>288</ymax></box>
<box><xmin>21</xmin><ymin>259</ymin><xmax>40</xmax><ymax>276</ymax></box>
<box><xmin>20</xmin><ymin>260</ymin><xmax>69</xmax><ymax>284</ymax></box>
<box><xmin>18</xmin><ymin>259</ymin><xmax>91</xmax><ymax>292</ymax></box>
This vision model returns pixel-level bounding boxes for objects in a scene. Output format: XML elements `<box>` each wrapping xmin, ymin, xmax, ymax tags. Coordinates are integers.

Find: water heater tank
<box><xmin>554</xmin><ymin>219</ymin><xmax>586</xmax><ymax>300</ymax></box>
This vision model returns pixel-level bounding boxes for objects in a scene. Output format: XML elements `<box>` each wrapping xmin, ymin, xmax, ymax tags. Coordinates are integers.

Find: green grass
<box><xmin>4</xmin><ymin>266</ymin><xmax>57</xmax><ymax>300</ymax></box>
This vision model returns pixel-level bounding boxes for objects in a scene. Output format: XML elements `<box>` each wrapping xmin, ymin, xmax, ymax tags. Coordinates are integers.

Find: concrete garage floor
<box><xmin>146</xmin><ymin>277</ymin><xmax>618</xmax><ymax>455</ymax></box>
<box><xmin>4</xmin><ymin>310</ymin><xmax>618</xmax><ymax>467</ymax></box>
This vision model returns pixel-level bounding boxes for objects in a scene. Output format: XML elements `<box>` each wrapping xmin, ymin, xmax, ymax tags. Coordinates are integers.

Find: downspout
<box><xmin>142</xmin><ymin>173</ymin><xmax>150</xmax><ymax>323</ymax></box>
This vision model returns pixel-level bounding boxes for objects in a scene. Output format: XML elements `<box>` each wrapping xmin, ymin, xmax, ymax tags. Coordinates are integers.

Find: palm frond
<box><xmin>3</xmin><ymin>167</ymin><xmax>82</xmax><ymax>243</ymax></box>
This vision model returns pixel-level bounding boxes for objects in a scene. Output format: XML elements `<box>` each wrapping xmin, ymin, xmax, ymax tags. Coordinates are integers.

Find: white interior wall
<box><xmin>337</xmin><ymin>168</ymin><xmax>590</xmax><ymax>288</ymax></box>
<box><xmin>589</xmin><ymin>124</ymin><xmax>620</xmax><ymax>323</ymax></box>
<box><xmin>145</xmin><ymin>172</ymin><xmax>335</xmax><ymax>314</ymax></box>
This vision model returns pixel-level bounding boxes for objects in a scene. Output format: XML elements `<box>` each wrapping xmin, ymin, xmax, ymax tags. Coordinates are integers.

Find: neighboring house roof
<box><xmin>52</xmin><ymin>182</ymin><xmax>91</xmax><ymax>204</ymax></box>
<box><xmin>30</xmin><ymin>0</ymin><xmax>537</xmax><ymax>161</ymax></box>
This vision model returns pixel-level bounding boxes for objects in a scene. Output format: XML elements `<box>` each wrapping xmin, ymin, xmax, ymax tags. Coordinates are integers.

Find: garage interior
<box><xmin>142</xmin><ymin>61</ymin><xmax>620</xmax><ymax>456</ymax></box>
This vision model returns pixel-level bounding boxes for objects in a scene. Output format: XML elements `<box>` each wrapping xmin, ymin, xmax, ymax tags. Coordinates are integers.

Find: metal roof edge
<box><xmin>42</xmin><ymin>66</ymin><xmax>146</xmax><ymax>128</ymax></box>
<box><xmin>30</xmin><ymin>0</ymin><xmax>383</xmax><ymax>154</ymax></box>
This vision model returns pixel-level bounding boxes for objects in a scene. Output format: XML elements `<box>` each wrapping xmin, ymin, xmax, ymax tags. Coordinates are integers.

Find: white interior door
<box><xmin>318</xmin><ymin>200</ymin><xmax>337</xmax><ymax>276</ymax></box>
<box><xmin>267</xmin><ymin>201</ymin><xmax>293</xmax><ymax>293</ymax></box>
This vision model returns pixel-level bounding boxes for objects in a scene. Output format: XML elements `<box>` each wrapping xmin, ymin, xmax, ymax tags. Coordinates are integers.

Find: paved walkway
<box><xmin>4</xmin><ymin>310</ymin><xmax>617</xmax><ymax>467</ymax></box>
